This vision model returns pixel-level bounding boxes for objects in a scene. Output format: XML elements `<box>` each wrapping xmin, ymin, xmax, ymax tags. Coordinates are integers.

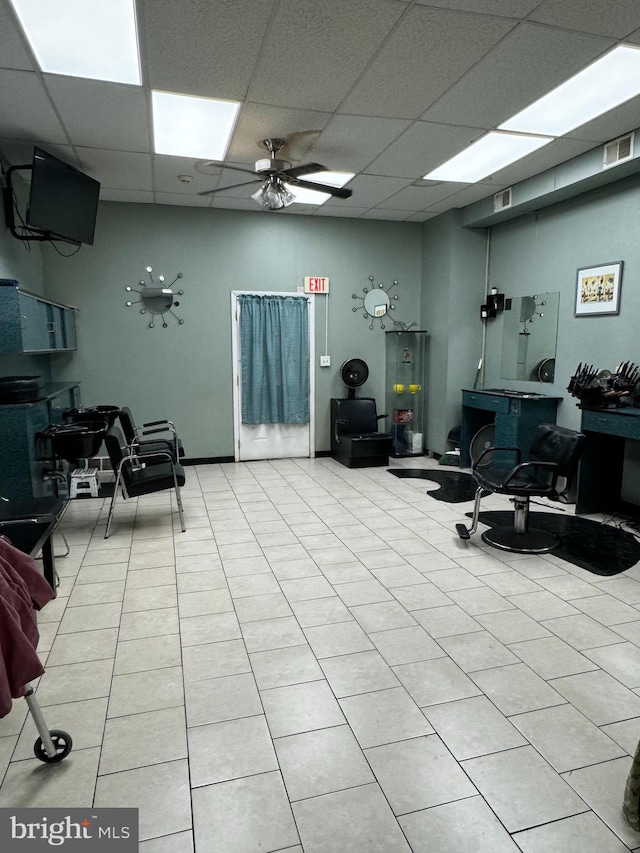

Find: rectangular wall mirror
<box><xmin>501</xmin><ymin>291</ymin><xmax>559</xmax><ymax>382</ymax></box>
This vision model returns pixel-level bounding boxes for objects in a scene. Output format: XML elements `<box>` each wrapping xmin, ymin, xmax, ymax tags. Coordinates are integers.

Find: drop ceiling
<box><xmin>1</xmin><ymin>0</ymin><xmax>640</xmax><ymax>222</ymax></box>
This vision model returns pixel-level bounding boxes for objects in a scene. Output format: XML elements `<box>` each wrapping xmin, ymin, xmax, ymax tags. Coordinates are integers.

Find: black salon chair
<box><xmin>118</xmin><ymin>406</ymin><xmax>184</xmax><ymax>462</ymax></box>
<box><xmin>330</xmin><ymin>398</ymin><xmax>393</xmax><ymax>468</ymax></box>
<box><xmin>103</xmin><ymin>427</ymin><xmax>186</xmax><ymax>538</ymax></box>
<box><xmin>456</xmin><ymin>422</ymin><xmax>584</xmax><ymax>553</ymax></box>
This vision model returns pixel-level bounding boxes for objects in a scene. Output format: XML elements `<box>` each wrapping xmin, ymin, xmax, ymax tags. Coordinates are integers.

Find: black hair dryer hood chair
<box><xmin>330</xmin><ymin>358</ymin><xmax>393</xmax><ymax>468</ymax></box>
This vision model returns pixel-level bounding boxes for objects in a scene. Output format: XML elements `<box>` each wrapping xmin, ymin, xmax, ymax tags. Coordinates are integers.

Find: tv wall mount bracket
<box><xmin>2</xmin><ymin>163</ymin><xmax>78</xmax><ymax>244</ymax></box>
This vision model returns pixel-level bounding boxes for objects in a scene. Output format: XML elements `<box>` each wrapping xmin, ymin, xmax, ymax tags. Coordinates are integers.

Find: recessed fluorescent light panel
<box><xmin>152</xmin><ymin>92</ymin><xmax>240</xmax><ymax>160</ymax></box>
<box><xmin>424</xmin><ymin>132</ymin><xmax>551</xmax><ymax>183</ymax></box>
<box><xmin>9</xmin><ymin>0</ymin><xmax>141</xmax><ymax>85</ymax></box>
<box><xmin>290</xmin><ymin>171</ymin><xmax>355</xmax><ymax>205</ymax></box>
<box><xmin>500</xmin><ymin>45</ymin><xmax>640</xmax><ymax>137</ymax></box>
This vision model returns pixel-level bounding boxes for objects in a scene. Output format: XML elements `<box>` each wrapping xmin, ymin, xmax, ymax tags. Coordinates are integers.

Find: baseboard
<box><xmin>184</xmin><ymin>453</ymin><xmax>331</xmax><ymax>464</ymax></box>
<box><xmin>182</xmin><ymin>456</ymin><xmax>235</xmax><ymax>465</ymax></box>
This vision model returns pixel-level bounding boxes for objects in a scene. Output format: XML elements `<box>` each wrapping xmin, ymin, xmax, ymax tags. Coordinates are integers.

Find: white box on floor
<box><xmin>408</xmin><ymin>432</ymin><xmax>423</xmax><ymax>453</ymax></box>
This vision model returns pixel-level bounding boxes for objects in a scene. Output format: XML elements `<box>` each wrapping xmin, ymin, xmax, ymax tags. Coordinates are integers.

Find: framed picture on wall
<box><xmin>575</xmin><ymin>261</ymin><xmax>623</xmax><ymax>316</ymax></box>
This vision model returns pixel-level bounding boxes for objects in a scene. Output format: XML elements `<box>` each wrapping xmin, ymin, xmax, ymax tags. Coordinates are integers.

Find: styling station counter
<box><xmin>576</xmin><ymin>406</ymin><xmax>640</xmax><ymax>515</ymax></box>
<box><xmin>460</xmin><ymin>388</ymin><xmax>562</xmax><ymax>467</ymax></box>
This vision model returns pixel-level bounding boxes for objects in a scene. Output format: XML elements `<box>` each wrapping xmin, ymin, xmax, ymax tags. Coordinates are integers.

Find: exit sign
<box><xmin>304</xmin><ymin>276</ymin><xmax>330</xmax><ymax>294</ymax></box>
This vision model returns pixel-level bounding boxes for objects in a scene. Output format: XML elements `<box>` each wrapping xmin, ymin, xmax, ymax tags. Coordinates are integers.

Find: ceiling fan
<box><xmin>198</xmin><ymin>137</ymin><xmax>353</xmax><ymax>210</ymax></box>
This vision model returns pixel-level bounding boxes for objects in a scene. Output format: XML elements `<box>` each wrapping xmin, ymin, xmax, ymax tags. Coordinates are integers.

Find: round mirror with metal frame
<box><xmin>125</xmin><ymin>267</ymin><xmax>185</xmax><ymax>328</ymax></box>
<box><xmin>352</xmin><ymin>276</ymin><xmax>400</xmax><ymax>329</ymax></box>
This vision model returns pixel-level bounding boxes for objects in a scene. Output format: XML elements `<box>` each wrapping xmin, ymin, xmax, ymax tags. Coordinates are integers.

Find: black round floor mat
<box><xmin>475</xmin><ymin>510</ymin><xmax>640</xmax><ymax>576</ymax></box>
<box><xmin>388</xmin><ymin>468</ymin><xmax>476</xmax><ymax>503</ymax></box>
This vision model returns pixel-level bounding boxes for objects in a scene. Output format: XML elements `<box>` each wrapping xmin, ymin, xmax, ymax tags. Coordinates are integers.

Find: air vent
<box><xmin>493</xmin><ymin>187</ymin><xmax>512</xmax><ymax>212</ymax></box>
<box><xmin>603</xmin><ymin>132</ymin><xmax>634</xmax><ymax>169</ymax></box>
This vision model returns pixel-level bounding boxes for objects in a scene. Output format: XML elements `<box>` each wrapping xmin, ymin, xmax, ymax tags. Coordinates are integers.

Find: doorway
<box><xmin>231</xmin><ymin>291</ymin><xmax>315</xmax><ymax>462</ymax></box>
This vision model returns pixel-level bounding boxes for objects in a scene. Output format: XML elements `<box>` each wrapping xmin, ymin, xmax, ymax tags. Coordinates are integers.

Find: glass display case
<box><xmin>385</xmin><ymin>330</ymin><xmax>429</xmax><ymax>457</ymax></box>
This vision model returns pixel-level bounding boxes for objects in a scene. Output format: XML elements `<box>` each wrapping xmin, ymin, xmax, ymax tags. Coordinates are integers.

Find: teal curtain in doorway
<box><xmin>239</xmin><ymin>294</ymin><xmax>310</xmax><ymax>425</ymax></box>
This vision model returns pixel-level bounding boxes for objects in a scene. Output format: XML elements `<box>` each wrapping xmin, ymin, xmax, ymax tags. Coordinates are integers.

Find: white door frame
<box><xmin>231</xmin><ymin>290</ymin><xmax>315</xmax><ymax>462</ymax></box>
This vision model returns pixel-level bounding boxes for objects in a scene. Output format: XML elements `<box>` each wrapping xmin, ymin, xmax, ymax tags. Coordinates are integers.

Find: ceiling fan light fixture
<box><xmin>252</xmin><ymin>178</ymin><xmax>295</xmax><ymax>210</ymax></box>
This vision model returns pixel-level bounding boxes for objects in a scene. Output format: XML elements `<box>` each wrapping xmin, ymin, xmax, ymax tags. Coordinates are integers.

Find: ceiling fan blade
<box><xmin>221</xmin><ymin>164</ymin><xmax>259</xmax><ymax>176</ymax></box>
<box><xmin>280</xmin><ymin>162</ymin><xmax>327</xmax><ymax>179</ymax></box>
<box><xmin>198</xmin><ymin>179</ymin><xmax>262</xmax><ymax>196</ymax></box>
<box><xmin>284</xmin><ymin>177</ymin><xmax>353</xmax><ymax>199</ymax></box>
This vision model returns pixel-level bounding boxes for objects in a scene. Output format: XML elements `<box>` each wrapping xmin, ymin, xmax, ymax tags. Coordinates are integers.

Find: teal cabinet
<box><xmin>20</xmin><ymin>293</ymin><xmax>51</xmax><ymax>351</ymax></box>
<box><xmin>0</xmin><ymin>286</ymin><xmax>77</xmax><ymax>354</ymax></box>
<box><xmin>460</xmin><ymin>389</ymin><xmax>561</xmax><ymax>467</ymax></box>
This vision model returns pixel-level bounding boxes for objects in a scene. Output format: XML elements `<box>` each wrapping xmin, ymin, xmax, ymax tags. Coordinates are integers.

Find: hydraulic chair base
<box><xmin>480</xmin><ymin>526</ymin><xmax>560</xmax><ymax>554</ymax></box>
<box><xmin>456</xmin><ymin>491</ymin><xmax>560</xmax><ymax>554</ymax></box>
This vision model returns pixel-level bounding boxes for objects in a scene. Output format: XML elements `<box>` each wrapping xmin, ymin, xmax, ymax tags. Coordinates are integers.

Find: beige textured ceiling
<box><xmin>1</xmin><ymin>0</ymin><xmax>640</xmax><ymax>221</ymax></box>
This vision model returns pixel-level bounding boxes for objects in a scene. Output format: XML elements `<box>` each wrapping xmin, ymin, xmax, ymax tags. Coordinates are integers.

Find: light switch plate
<box><xmin>320</xmin><ymin>355</ymin><xmax>331</xmax><ymax>367</ymax></box>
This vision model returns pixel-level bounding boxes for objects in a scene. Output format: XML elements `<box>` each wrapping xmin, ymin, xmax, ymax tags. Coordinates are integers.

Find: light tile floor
<box><xmin>2</xmin><ymin>456</ymin><xmax>640</xmax><ymax>851</ymax></box>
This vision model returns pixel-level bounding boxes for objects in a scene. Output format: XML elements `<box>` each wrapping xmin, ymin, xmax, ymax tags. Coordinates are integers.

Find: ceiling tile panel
<box><xmin>0</xmin><ymin>0</ymin><xmax>35</xmax><ymax>70</ymax></box>
<box><xmin>75</xmin><ymin>148</ymin><xmax>153</xmax><ymax>191</ymax></box>
<box><xmin>0</xmin><ymin>69</ymin><xmax>67</xmax><ymax>144</ymax></box>
<box><xmin>227</xmin><ymin>103</ymin><xmax>333</xmax><ymax>165</ymax></box>
<box><xmin>405</xmin><ymin>211</ymin><xmax>440</xmax><ymax>222</ymax></box>
<box><xmin>366</xmin><ymin>122</ymin><xmax>484</xmax><ymax>179</ymax></box>
<box><xmin>247</xmin><ymin>0</ymin><xmax>404</xmax><ymax>112</ymax></box>
<box><xmin>413</xmin><ymin>0</ymin><xmax>541</xmax><ymax>16</ymax></box>
<box><xmin>362</xmin><ymin>208</ymin><xmax>414</xmax><ymax>220</ymax></box>
<box><xmin>138</xmin><ymin>0</ymin><xmax>276</xmax><ymax>99</ymax></box>
<box><xmin>421</xmin><ymin>23</ymin><xmax>614</xmax><ymax>130</ymax></box>
<box><xmin>333</xmin><ymin>175</ymin><xmax>410</xmax><ymax>208</ymax></box>
<box><xmin>45</xmin><ymin>76</ymin><xmax>150</xmax><ymax>152</ymax></box>
<box><xmin>377</xmin><ymin>182</ymin><xmax>471</xmax><ymax>211</ymax></box>
<box><xmin>529</xmin><ymin>0</ymin><xmax>640</xmax><ymax>38</ymax></box>
<box><xmin>314</xmin><ymin>115</ymin><xmax>412</xmax><ymax>173</ymax></box>
<box><xmin>154</xmin><ymin>192</ymin><xmax>212</xmax><ymax>207</ymax></box>
<box><xmin>152</xmin><ymin>155</ymin><xmax>228</xmax><ymax>196</ymax></box>
<box><xmin>100</xmin><ymin>189</ymin><xmax>154</xmax><ymax>203</ymax></box>
<box><xmin>314</xmin><ymin>206</ymin><xmax>371</xmax><ymax>218</ymax></box>
<box><xmin>339</xmin><ymin>6</ymin><xmax>516</xmax><ymax>118</ymax></box>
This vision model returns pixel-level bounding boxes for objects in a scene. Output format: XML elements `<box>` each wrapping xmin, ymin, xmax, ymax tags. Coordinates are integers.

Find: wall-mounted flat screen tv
<box><xmin>26</xmin><ymin>147</ymin><xmax>100</xmax><ymax>245</ymax></box>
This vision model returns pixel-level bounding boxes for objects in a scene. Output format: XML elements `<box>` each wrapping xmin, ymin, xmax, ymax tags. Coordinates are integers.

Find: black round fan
<box><xmin>536</xmin><ymin>357</ymin><xmax>555</xmax><ymax>383</ymax></box>
<box><xmin>340</xmin><ymin>358</ymin><xmax>369</xmax><ymax>399</ymax></box>
<box><xmin>470</xmin><ymin>423</ymin><xmax>495</xmax><ymax>468</ymax></box>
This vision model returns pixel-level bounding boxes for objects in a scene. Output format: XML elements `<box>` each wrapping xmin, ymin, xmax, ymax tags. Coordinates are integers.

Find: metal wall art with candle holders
<box><xmin>352</xmin><ymin>276</ymin><xmax>399</xmax><ymax>329</ymax></box>
<box><xmin>126</xmin><ymin>267</ymin><xmax>185</xmax><ymax>328</ymax></box>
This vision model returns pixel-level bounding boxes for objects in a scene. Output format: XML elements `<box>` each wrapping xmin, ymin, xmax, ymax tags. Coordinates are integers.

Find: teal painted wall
<box><xmin>41</xmin><ymin>202</ymin><xmax>422</xmax><ymax>458</ymax></box>
<box><xmin>421</xmin><ymin>211</ymin><xmax>487</xmax><ymax>454</ymax></box>
<box><xmin>482</xmin><ymin>173</ymin><xmax>640</xmax><ymax>433</ymax></box>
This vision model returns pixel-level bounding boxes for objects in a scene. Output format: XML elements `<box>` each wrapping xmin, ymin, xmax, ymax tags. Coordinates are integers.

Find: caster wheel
<box><xmin>33</xmin><ymin>730</ymin><xmax>73</xmax><ymax>763</ymax></box>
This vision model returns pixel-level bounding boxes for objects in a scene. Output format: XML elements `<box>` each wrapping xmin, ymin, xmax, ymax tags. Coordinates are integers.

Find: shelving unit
<box><xmin>385</xmin><ymin>330</ymin><xmax>429</xmax><ymax>457</ymax></box>
<box><xmin>0</xmin><ymin>285</ymin><xmax>77</xmax><ymax>354</ymax></box>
